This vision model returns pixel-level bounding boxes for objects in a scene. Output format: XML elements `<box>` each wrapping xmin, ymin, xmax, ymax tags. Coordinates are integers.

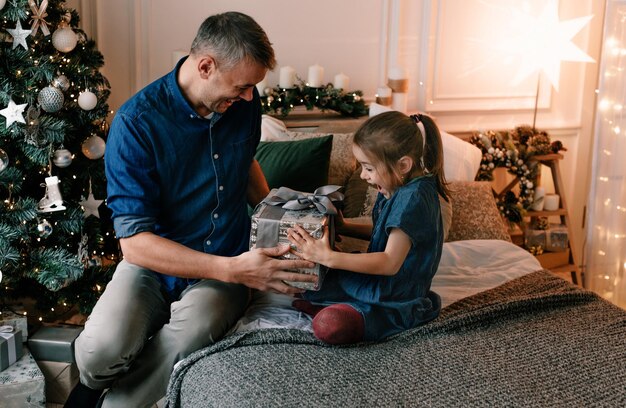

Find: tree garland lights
<box><xmin>259</xmin><ymin>79</ymin><xmax>368</xmax><ymax>118</ymax></box>
<box><xmin>469</xmin><ymin>125</ymin><xmax>566</xmax><ymax>223</ymax></box>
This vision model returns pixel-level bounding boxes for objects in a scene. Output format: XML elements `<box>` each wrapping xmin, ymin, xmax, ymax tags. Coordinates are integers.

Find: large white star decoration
<box><xmin>0</xmin><ymin>99</ymin><xmax>28</xmax><ymax>129</ymax></box>
<box><xmin>80</xmin><ymin>192</ymin><xmax>103</xmax><ymax>218</ymax></box>
<box><xmin>6</xmin><ymin>20</ymin><xmax>32</xmax><ymax>50</ymax></box>
<box><xmin>507</xmin><ymin>0</ymin><xmax>594</xmax><ymax>91</ymax></box>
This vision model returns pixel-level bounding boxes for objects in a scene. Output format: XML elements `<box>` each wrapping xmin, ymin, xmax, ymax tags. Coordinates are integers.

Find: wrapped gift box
<box><xmin>28</xmin><ymin>325</ymin><xmax>83</xmax><ymax>363</ymax></box>
<box><xmin>37</xmin><ymin>360</ymin><xmax>80</xmax><ymax>404</ymax></box>
<box><xmin>0</xmin><ymin>347</ymin><xmax>46</xmax><ymax>407</ymax></box>
<box><xmin>0</xmin><ymin>311</ymin><xmax>28</xmax><ymax>341</ymax></box>
<box><xmin>524</xmin><ymin>228</ymin><xmax>546</xmax><ymax>249</ymax></box>
<box><xmin>250</xmin><ymin>186</ymin><xmax>342</xmax><ymax>291</ymax></box>
<box><xmin>546</xmin><ymin>223</ymin><xmax>569</xmax><ymax>252</ymax></box>
<box><xmin>1</xmin><ymin>328</ymin><xmax>24</xmax><ymax>371</ymax></box>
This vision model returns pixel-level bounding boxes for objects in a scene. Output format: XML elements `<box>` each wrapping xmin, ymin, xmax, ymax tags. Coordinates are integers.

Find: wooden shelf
<box><xmin>503</xmin><ymin>155</ymin><xmax>582</xmax><ymax>287</ymax></box>
<box><xmin>526</xmin><ymin>209</ymin><xmax>568</xmax><ymax>217</ymax></box>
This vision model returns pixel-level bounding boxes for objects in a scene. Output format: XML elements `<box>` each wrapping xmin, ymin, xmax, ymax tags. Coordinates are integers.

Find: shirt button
<box><xmin>213</xmin><ymin>213</ymin><xmax>219</xmax><ymax>219</ymax></box>
<box><xmin>206</xmin><ymin>240</ymin><xmax>211</xmax><ymax>246</ymax></box>
<box><xmin>213</xmin><ymin>153</ymin><xmax>219</xmax><ymax>159</ymax></box>
<box><xmin>219</xmin><ymin>185</ymin><xmax>224</xmax><ymax>191</ymax></box>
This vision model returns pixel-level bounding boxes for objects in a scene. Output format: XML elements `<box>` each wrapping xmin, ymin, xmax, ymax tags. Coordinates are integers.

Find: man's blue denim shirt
<box><xmin>105</xmin><ymin>57</ymin><xmax>262</xmax><ymax>298</ymax></box>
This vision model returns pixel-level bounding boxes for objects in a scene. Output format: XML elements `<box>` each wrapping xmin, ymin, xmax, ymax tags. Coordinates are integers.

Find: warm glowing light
<box><xmin>502</xmin><ymin>0</ymin><xmax>594</xmax><ymax>90</ymax></box>
<box><xmin>599</xmin><ymin>99</ymin><xmax>611</xmax><ymax>110</ymax></box>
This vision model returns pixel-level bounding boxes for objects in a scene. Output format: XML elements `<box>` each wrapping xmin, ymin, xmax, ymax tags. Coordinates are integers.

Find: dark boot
<box><xmin>64</xmin><ymin>382</ymin><xmax>104</xmax><ymax>408</ymax></box>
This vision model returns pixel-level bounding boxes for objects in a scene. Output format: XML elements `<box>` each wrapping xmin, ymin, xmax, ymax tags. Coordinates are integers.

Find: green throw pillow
<box><xmin>255</xmin><ymin>135</ymin><xmax>333</xmax><ymax>193</ymax></box>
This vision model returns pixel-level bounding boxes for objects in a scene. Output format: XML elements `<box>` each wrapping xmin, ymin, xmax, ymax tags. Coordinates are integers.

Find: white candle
<box><xmin>543</xmin><ymin>194</ymin><xmax>560</xmax><ymax>211</ymax></box>
<box><xmin>279</xmin><ymin>66</ymin><xmax>296</xmax><ymax>89</ymax></box>
<box><xmin>256</xmin><ymin>75</ymin><xmax>268</xmax><ymax>96</ymax></box>
<box><xmin>307</xmin><ymin>64</ymin><xmax>324</xmax><ymax>87</ymax></box>
<box><xmin>376</xmin><ymin>86</ymin><xmax>393</xmax><ymax>106</ymax></box>
<box><xmin>391</xmin><ymin>92</ymin><xmax>408</xmax><ymax>113</ymax></box>
<box><xmin>376</xmin><ymin>86</ymin><xmax>392</xmax><ymax>98</ymax></box>
<box><xmin>531</xmin><ymin>186</ymin><xmax>546</xmax><ymax>211</ymax></box>
<box><xmin>388</xmin><ymin>66</ymin><xmax>407</xmax><ymax>80</ymax></box>
<box><xmin>333</xmin><ymin>73</ymin><xmax>349</xmax><ymax>90</ymax></box>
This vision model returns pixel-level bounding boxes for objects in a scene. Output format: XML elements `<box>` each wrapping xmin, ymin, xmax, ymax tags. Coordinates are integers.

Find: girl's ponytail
<box><xmin>412</xmin><ymin>114</ymin><xmax>450</xmax><ymax>201</ymax></box>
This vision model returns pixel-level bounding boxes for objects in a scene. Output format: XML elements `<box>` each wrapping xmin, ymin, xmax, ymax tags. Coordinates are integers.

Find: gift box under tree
<box><xmin>0</xmin><ymin>311</ymin><xmax>29</xmax><ymax>342</ymax></box>
<box><xmin>28</xmin><ymin>325</ymin><xmax>83</xmax><ymax>404</ymax></box>
<box><xmin>250</xmin><ymin>186</ymin><xmax>343</xmax><ymax>290</ymax></box>
<box><xmin>1</xmin><ymin>327</ymin><xmax>24</xmax><ymax>371</ymax></box>
<box><xmin>0</xmin><ymin>347</ymin><xmax>46</xmax><ymax>408</ymax></box>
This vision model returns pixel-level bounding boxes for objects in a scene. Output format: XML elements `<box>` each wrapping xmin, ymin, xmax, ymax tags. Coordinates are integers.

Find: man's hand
<box><xmin>230</xmin><ymin>245</ymin><xmax>317</xmax><ymax>294</ymax></box>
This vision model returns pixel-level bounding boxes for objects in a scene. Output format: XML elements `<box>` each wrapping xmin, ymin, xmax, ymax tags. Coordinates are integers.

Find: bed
<box><xmin>164</xmin><ymin>117</ymin><xmax>626</xmax><ymax>407</ymax></box>
<box><xmin>165</xmin><ymin>238</ymin><xmax>626</xmax><ymax>407</ymax></box>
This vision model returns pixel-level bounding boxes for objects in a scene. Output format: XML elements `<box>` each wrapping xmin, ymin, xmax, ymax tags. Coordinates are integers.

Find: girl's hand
<box><xmin>287</xmin><ymin>225</ymin><xmax>333</xmax><ymax>266</ymax></box>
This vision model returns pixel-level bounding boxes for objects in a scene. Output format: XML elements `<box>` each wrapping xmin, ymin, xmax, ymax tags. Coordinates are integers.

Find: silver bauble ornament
<box><xmin>38</xmin><ymin>86</ymin><xmax>64</xmax><ymax>112</ymax></box>
<box><xmin>52</xmin><ymin>75</ymin><xmax>71</xmax><ymax>91</ymax></box>
<box><xmin>82</xmin><ymin>135</ymin><xmax>106</xmax><ymax>159</ymax></box>
<box><xmin>37</xmin><ymin>219</ymin><xmax>53</xmax><ymax>238</ymax></box>
<box><xmin>0</xmin><ymin>0</ymin><xmax>6</xmax><ymax>11</ymax></box>
<box><xmin>53</xmin><ymin>148</ymin><xmax>72</xmax><ymax>168</ymax></box>
<box><xmin>78</xmin><ymin>90</ymin><xmax>97</xmax><ymax>110</ymax></box>
<box><xmin>52</xmin><ymin>26</ymin><xmax>78</xmax><ymax>53</ymax></box>
<box><xmin>0</xmin><ymin>148</ymin><xmax>8</xmax><ymax>172</ymax></box>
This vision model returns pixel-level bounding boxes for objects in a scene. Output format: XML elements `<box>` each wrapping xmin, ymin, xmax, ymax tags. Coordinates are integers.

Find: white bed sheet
<box><xmin>230</xmin><ymin>239</ymin><xmax>542</xmax><ymax>334</ymax></box>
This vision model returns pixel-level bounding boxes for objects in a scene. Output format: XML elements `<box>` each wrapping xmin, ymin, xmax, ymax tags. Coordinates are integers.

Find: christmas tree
<box><xmin>0</xmin><ymin>0</ymin><xmax>120</xmax><ymax>321</ymax></box>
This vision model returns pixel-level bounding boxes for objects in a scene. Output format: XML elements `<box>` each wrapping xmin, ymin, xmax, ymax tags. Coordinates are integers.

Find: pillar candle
<box><xmin>391</xmin><ymin>92</ymin><xmax>408</xmax><ymax>113</ymax></box>
<box><xmin>543</xmin><ymin>194</ymin><xmax>560</xmax><ymax>211</ymax></box>
<box><xmin>279</xmin><ymin>66</ymin><xmax>296</xmax><ymax>89</ymax></box>
<box><xmin>307</xmin><ymin>64</ymin><xmax>324</xmax><ymax>87</ymax></box>
<box><xmin>530</xmin><ymin>186</ymin><xmax>546</xmax><ymax>211</ymax></box>
<box><xmin>376</xmin><ymin>86</ymin><xmax>392</xmax><ymax>106</ymax></box>
<box><xmin>333</xmin><ymin>73</ymin><xmax>350</xmax><ymax>90</ymax></box>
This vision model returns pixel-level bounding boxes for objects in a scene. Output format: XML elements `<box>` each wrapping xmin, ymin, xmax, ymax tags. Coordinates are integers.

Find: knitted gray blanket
<box><xmin>166</xmin><ymin>271</ymin><xmax>626</xmax><ymax>408</ymax></box>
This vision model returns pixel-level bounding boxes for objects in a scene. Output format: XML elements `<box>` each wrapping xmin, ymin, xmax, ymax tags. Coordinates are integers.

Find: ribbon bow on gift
<box><xmin>0</xmin><ymin>325</ymin><xmax>15</xmax><ymax>333</ymax></box>
<box><xmin>264</xmin><ymin>185</ymin><xmax>344</xmax><ymax>215</ymax></box>
<box><xmin>29</xmin><ymin>0</ymin><xmax>51</xmax><ymax>36</ymax></box>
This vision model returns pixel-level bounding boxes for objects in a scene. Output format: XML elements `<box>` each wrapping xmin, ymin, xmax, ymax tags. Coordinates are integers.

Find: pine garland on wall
<box><xmin>0</xmin><ymin>0</ymin><xmax>120</xmax><ymax>321</ymax></box>
<box><xmin>259</xmin><ymin>79</ymin><xmax>369</xmax><ymax>117</ymax></box>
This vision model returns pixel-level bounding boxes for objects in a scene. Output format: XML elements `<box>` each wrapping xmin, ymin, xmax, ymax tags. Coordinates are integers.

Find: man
<box><xmin>65</xmin><ymin>12</ymin><xmax>315</xmax><ymax>408</ymax></box>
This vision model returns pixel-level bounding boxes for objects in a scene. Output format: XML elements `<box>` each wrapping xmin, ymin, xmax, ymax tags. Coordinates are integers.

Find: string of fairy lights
<box><xmin>586</xmin><ymin>1</ymin><xmax>626</xmax><ymax>307</ymax></box>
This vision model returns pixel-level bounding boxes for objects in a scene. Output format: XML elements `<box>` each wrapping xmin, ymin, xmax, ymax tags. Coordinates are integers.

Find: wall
<box><xmin>69</xmin><ymin>0</ymin><xmax>603</xmax><ymax>268</ymax></box>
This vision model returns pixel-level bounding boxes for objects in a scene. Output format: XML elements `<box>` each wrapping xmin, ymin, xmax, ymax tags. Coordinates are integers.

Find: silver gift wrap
<box><xmin>250</xmin><ymin>186</ymin><xmax>343</xmax><ymax>291</ymax></box>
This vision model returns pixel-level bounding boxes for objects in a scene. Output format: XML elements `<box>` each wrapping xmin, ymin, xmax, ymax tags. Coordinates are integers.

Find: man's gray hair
<box><xmin>190</xmin><ymin>11</ymin><xmax>276</xmax><ymax>71</ymax></box>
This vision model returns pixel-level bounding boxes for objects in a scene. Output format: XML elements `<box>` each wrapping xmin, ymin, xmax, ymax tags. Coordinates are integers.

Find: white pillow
<box><xmin>440</xmin><ymin>130</ymin><xmax>482</xmax><ymax>181</ymax></box>
<box><xmin>368</xmin><ymin>103</ymin><xmax>481</xmax><ymax>181</ymax></box>
<box><xmin>260</xmin><ymin>114</ymin><xmax>290</xmax><ymax>141</ymax></box>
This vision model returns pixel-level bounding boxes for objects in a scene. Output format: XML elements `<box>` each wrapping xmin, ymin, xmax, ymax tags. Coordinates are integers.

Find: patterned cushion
<box><xmin>285</xmin><ymin>131</ymin><xmax>357</xmax><ymax>187</ymax></box>
<box><xmin>446</xmin><ymin>181</ymin><xmax>511</xmax><ymax>242</ymax></box>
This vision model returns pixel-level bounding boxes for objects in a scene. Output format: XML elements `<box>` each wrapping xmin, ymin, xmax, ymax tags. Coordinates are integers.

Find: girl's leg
<box><xmin>312</xmin><ymin>303</ymin><xmax>364</xmax><ymax>344</ymax></box>
<box><xmin>292</xmin><ymin>299</ymin><xmax>325</xmax><ymax>317</ymax></box>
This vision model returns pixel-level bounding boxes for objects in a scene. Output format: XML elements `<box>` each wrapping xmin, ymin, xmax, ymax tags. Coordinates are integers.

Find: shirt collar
<box><xmin>166</xmin><ymin>56</ymin><xmax>223</xmax><ymax>123</ymax></box>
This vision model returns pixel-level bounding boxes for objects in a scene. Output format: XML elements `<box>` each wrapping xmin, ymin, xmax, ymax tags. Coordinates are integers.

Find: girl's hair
<box><xmin>353</xmin><ymin>111</ymin><xmax>450</xmax><ymax>200</ymax></box>
<box><xmin>190</xmin><ymin>12</ymin><xmax>276</xmax><ymax>71</ymax></box>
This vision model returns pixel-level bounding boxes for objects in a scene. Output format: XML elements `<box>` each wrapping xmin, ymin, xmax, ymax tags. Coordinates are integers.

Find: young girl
<box><xmin>287</xmin><ymin>111</ymin><xmax>449</xmax><ymax>345</ymax></box>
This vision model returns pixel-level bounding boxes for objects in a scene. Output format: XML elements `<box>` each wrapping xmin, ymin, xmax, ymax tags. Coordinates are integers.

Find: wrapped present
<box><xmin>0</xmin><ymin>310</ymin><xmax>29</xmax><ymax>341</ymax></box>
<box><xmin>0</xmin><ymin>346</ymin><xmax>46</xmax><ymax>407</ymax></box>
<box><xmin>546</xmin><ymin>223</ymin><xmax>569</xmax><ymax>252</ymax></box>
<box><xmin>36</xmin><ymin>360</ymin><xmax>79</xmax><ymax>404</ymax></box>
<box><xmin>524</xmin><ymin>228</ymin><xmax>546</xmax><ymax>249</ymax></box>
<box><xmin>250</xmin><ymin>186</ymin><xmax>343</xmax><ymax>290</ymax></box>
<box><xmin>28</xmin><ymin>324</ymin><xmax>83</xmax><ymax>363</ymax></box>
<box><xmin>1</xmin><ymin>327</ymin><xmax>24</xmax><ymax>371</ymax></box>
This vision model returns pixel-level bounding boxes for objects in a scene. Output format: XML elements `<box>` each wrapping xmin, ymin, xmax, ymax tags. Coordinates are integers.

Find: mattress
<box><xmin>229</xmin><ymin>239</ymin><xmax>541</xmax><ymax>334</ymax></box>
